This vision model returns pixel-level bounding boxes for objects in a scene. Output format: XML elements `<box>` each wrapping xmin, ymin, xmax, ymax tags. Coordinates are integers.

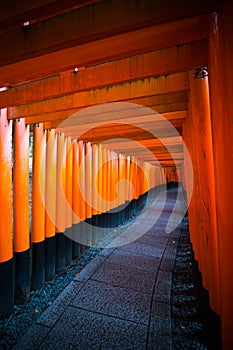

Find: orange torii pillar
<box><xmin>78</xmin><ymin>140</ymin><xmax>86</xmax><ymax>251</ymax></box>
<box><xmin>72</xmin><ymin>140</ymin><xmax>81</xmax><ymax>257</ymax></box>
<box><xmin>0</xmin><ymin>109</ymin><xmax>13</xmax><ymax>316</ymax></box>
<box><xmin>92</xmin><ymin>144</ymin><xmax>99</xmax><ymax>244</ymax></box>
<box><xmin>208</xmin><ymin>1</ymin><xmax>233</xmax><ymax>347</ymax></box>
<box><xmin>64</xmin><ymin>136</ymin><xmax>73</xmax><ymax>266</ymax></box>
<box><xmin>85</xmin><ymin>142</ymin><xmax>93</xmax><ymax>246</ymax></box>
<box><xmin>188</xmin><ymin>70</ymin><xmax>220</xmax><ymax>317</ymax></box>
<box><xmin>55</xmin><ymin>133</ymin><xmax>67</xmax><ymax>273</ymax></box>
<box><xmin>45</xmin><ymin>129</ymin><xmax>57</xmax><ymax>282</ymax></box>
<box><xmin>97</xmin><ymin>145</ymin><xmax>104</xmax><ymax>230</ymax></box>
<box><xmin>125</xmin><ymin>155</ymin><xmax>131</xmax><ymax>220</ymax></box>
<box><xmin>13</xmin><ymin>119</ymin><xmax>30</xmax><ymax>301</ymax></box>
<box><xmin>31</xmin><ymin>124</ymin><xmax>46</xmax><ymax>289</ymax></box>
<box><xmin>118</xmin><ymin>154</ymin><xmax>126</xmax><ymax>224</ymax></box>
<box><xmin>101</xmin><ymin>148</ymin><xmax>109</xmax><ymax>227</ymax></box>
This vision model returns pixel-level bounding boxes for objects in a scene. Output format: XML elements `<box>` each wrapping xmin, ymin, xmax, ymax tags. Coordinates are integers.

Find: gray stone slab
<box><xmin>70</xmin><ymin>279</ymin><xmax>151</xmax><ymax>325</ymax></box>
<box><xmin>12</xmin><ymin>324</ymin><xmax>50</xmax><ymax>350</ymax></box>
<box><xmin>148</xmin><ymin>301</ymin><xmax>172</xmax><ymax>350</ymax></box>
<box><xmin>119</xmin><ymin>241</ymin><xmax>164</xmax><ymax>258</ymax></box>
<box><xmin>106</xmin><ymin>248</ymin><xmax>160</xmax><ymax>273</ymax></box>
<box><xmin>74</xmin><ymin>255</ymin><xmax>105</xmax><ymax>282</ymax></box>
<box><xmin>39</xmin><ymin>306</ymin><xmax>148</xmax><ymax>350</ymax></box>
<box><xmin>91</xmin><ymin>260</ymin><xmax>156</xmax><ymax>294</ymax></box>
<box><xmin>136</xmin><ymin>234</ymin><xmax>169</xmax><ymax>248</ymax></box>
<box><xmin>153</xmin><ymin>270</ymin><xmax>172</xmax><ymax>303</ymax></box>
<box><xmin>37</xmin><ymin>281</ymin><xmax>84</xmax><ymax>327</ymax></box>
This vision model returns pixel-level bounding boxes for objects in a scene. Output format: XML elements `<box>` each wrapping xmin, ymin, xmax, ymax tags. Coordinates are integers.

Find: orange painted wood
<box><xmin>14</xmin><ymin>73</ymin><xmax>188</xmax><ymax>120</ymax></box>
<box><xmin>85</xmin><ymin>142</ymin><xmax>92</xmax><ymax>219</ymax></box>
<box><xmin>106</xmin><ymin>149</ymin><xmax>112</xmax><ymax>212</ymax></box>
<box><xmin>182</xmin><ymin>117</ymin><xmax>202</xmax><ymax>270</ymax></box>
<box><xmin>0</xmin><ymin>12</ymin><xmax>210</xmax><ymax>87</ymax></box>
<box><xmin>126</xmin><ymin>156</ymin><xmax>131</xmax><ymax>200</ymax></box>
<box><xmin>98</xmin><ymin>145</ymin><xmax>103</xmax><ymax>214</ymax></box>
<box><xmin>208</xmin><ymin>1</ymin><xmax>233</xmax><ymax>346</ymax></box>
<box><xmin>13</xmin><ymin>119</ymin><xmax>30</xmax><ymax>252</ymax></box>
<box><xmin>0</xmin><ymin>109</ymin><xmax>13</xmax><ymax>262</ymax></box>
<box><xmin>92</xmin><ymin>145</ymin><xmax>99</xmax><ymax>215</ymax></box>
<box><xmin>100</xmin><ymin>147</ymin><xmax>108</xmax><ymax>213</ymax></box>
<box><xmin>188</xmin><ymin>70</ymin><xmax>220</xmax><ymax>314</ymax></box>
<box><xmin>78</xmin><ymin>141</ymin><xmax>86</xmax><ymax>221</ymax></box>
<box><xmin>32</xmin><ymin>124</ymin><xmax>46</xmax><ymax>243</ymax></box>
<box><xmin>72</xmin><ymin>140</ymin><xmax>80</xmax><ymax>224</ymax></box>
<box><xmin>55</xmin><ymin>133</ymin><xmax>66</xmax><ymax>233</ymax></box>
<box><xmin>66</xmin><ymin>136</ymin><xmax>73</xmax><ymax>229</ymax></box>
<box><xmin>45</xmin><ymin>129</ymin><xmax>57</xmax><ymax>238</ymax></box>
<box><xmin>118</xmin><ymin>154</ymin><xmax>125</xmax><ymax>206</ymax></box>
<box><xmin>0</xmin><ymin>41</ymin><xmax>207</xmax><ymax>109</ymax></box>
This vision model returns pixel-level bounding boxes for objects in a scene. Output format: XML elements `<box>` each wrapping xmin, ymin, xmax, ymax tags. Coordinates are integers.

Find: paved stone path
<box><xmin>13</xmin><ymin>189</ymin><xmax>186</xmax><ymax>350</ymax></box>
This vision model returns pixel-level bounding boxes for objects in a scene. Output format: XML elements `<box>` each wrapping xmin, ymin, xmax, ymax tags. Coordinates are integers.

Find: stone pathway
<box><xmin>13</xmin><ymin>189</ymin><xmax>186</xmax><ymax>350</ymax></box>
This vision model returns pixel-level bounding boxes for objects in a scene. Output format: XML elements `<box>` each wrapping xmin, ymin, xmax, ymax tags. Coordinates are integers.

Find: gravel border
<box><xmin>171</xmin><ymin>216</ymin><xmax>207</xmax><ymax>349</ymax></box>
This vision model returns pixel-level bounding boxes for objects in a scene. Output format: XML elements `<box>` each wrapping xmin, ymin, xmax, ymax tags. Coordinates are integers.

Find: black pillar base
<box><xmin>31</xmin><ymin>241</ymin><xmax>45</xmax><ymax>290</ymax></box>
<box><xmin>85</xmin><ymin>218</ymin><xmax>93</xmax><ymax>247</ymax></box>
<box><xmin>14</xmin><ymin>249</ymin><xmax>30</xmax><ymax>303</ymax></box>
<box><xmin>192</xmin><ymin>255</ymin><xmax>222</xmax><ymax>349</ymax></box>
<box><xmin>55</xmin><ymin>233</ymin><xmax>66</xmax><ymax>274</ymax></box>
<box><xmin>72</xmin><ymin>223</ymin><xmax>81</xmax><ymax>259</ymax></box>
<box><xmin>65</xmin><ymin>228</ymin><xmax>73</xmax><ymax>266</ymax></box>
<box><xmin>0</xmin><ymin>258</ymin><xmax>14</xmax><ymax>318</ymax></box>
<box><xmin>45</xmin><ymin>236</ymin><xmax>56</xmax><ymax>282</ymax></box>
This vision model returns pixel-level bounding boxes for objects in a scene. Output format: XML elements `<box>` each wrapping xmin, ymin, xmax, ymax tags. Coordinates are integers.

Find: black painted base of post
<box><xmin>31</xmin><ymin>241</ymin><xmax>45</xmax><ymax>290</ymax></box>
<box><xmin>65</xmin><ymin>227</ymin><xmax>73</xmax><ymax>266</ymax></box>
<box><xmin>0</xmin><ymin>258</ymin><xmax>14</xmax><ymax>318</ymax></box>
<box><xmin>72</xmin><ymin>223</ymin><xmax>81</xmax><ymax>259</ymax></box>
<box><xmin>192</xmin><ymin>255</ymin><xmax>222</xmax><ymax>349</ymax></box>
<box><xmin>91</xmin><ymin>215</ymin><xmax>99</xmax><ymax>246</ymax></box>
<box><xmin>55</xmin><ymin>233</ymin><xmax>66</xmax><ymax>274</ymax></box>
<box><xmin>14</xmin><ymin>249</ymin><xmax>30</xmax><ymax>303</ymax></box>
<box><xmin>45</xmin><ymin>236</ymin><xmax>56</xmax><ymax>282</ymax></box>
<box><xmin>85</xmin><ymin>218</ymin><xmax>93</xmax><ymax>247</ymax></box>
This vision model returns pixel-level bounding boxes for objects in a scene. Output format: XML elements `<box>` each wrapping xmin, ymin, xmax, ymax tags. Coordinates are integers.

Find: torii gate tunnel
<box><xmin>0</xmin><ymin>0</ymin><xmax>232</xmax><ymax>348</ymax></box>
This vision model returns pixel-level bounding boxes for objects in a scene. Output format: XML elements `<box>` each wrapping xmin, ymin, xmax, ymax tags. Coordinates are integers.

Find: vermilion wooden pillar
<box><xmin>0</xmin><ymin>108</ymin><xmax>13</xmax><ymax>316</ymax></box>
<box><xmin>13</xmin><ymin>119</ymin><xmax>30</xmax><ymax>301</ymax></box>
<box><xmin>65</xmin><ymin>136</ymin><xmax>73</xmax><ymax>265</ymax></box>
<box><xmin>208</xmin><ymin>1</ymin><xmax>233</xmax><ymax>347</ymax></box>
<box><xmin>31</xmin><ymin>124</ymin><xmax>46</xmax><ymax>289</ymax></box>
<box><xmin>55</xmin><ymin>133</ymin><xmax>66</xmax><ymax>273</ymax></box>
<box><xmin>188</xmin><ymin>71</ymin><xmax>220</xmax><ymax>315</ymax></box>
<box><xmin>183</xmin><ymin>118</ymin><xmax>202</xmax><ymax>270</ymax></box>
<box><xmin>85</xmin><ymin>142</ymin><xmax>93</xmax><ymax>246</ymax></box>
<box><xmin>45</xmin><ymin>129</ymin><xmax>57</xmax><ymax>281</ymax></box>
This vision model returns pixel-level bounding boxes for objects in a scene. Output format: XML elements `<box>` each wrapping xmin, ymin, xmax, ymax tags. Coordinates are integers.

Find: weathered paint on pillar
<box><xmin>66</xmin><ymin>136</ymin><xmax>73</xmax><ymax>229</ymax></box>
<box><xmin>32</xmin><ymin>124</ymin><xmax>46</xmax><ymax>243</ymax></box>
<box><xmin>72</xmin><ymin>140</ymin><xmax>80</xmax><ymax>224</ymax></box>
<box><xmin>45</xmin><ymin>129</ymin><xmax>57</xmax><ymax>238</ymax></box>
<box><xmin>55</xmin><ymin>133</ymin><xmax>66</xmax><ymax>233</ymax></box>
<box><xmin>208</xmin><ymin>1</ymin><xmax>233</xmax><ymax>347</ymax></box>
<box><xmin>188</xmin><ymin>70</ymin><xmax>220</xmax><ymax>314</ymax></box>
<box><xmin>13</xmin><ymin>118</ymin><xmax>30</xmax><ymax>300</ymax></box>
<box><xmin>31</xmin><ymin>123</ymin><xmax>46</xmax><ymax>289</ymax></box>
<box><xmin>55</xmin><ymin>133</ymin><xmax>66</xmax><ymax>273</ymax></box>
<box><xmin>0</xmin><ymin>108</ymin><xmax>13</xmax><ymax>316</ymax></box>
<box><xmin>44</xmin><ymin>129</ymin><xmax>57</xmax><ymax>282</ymax></box>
